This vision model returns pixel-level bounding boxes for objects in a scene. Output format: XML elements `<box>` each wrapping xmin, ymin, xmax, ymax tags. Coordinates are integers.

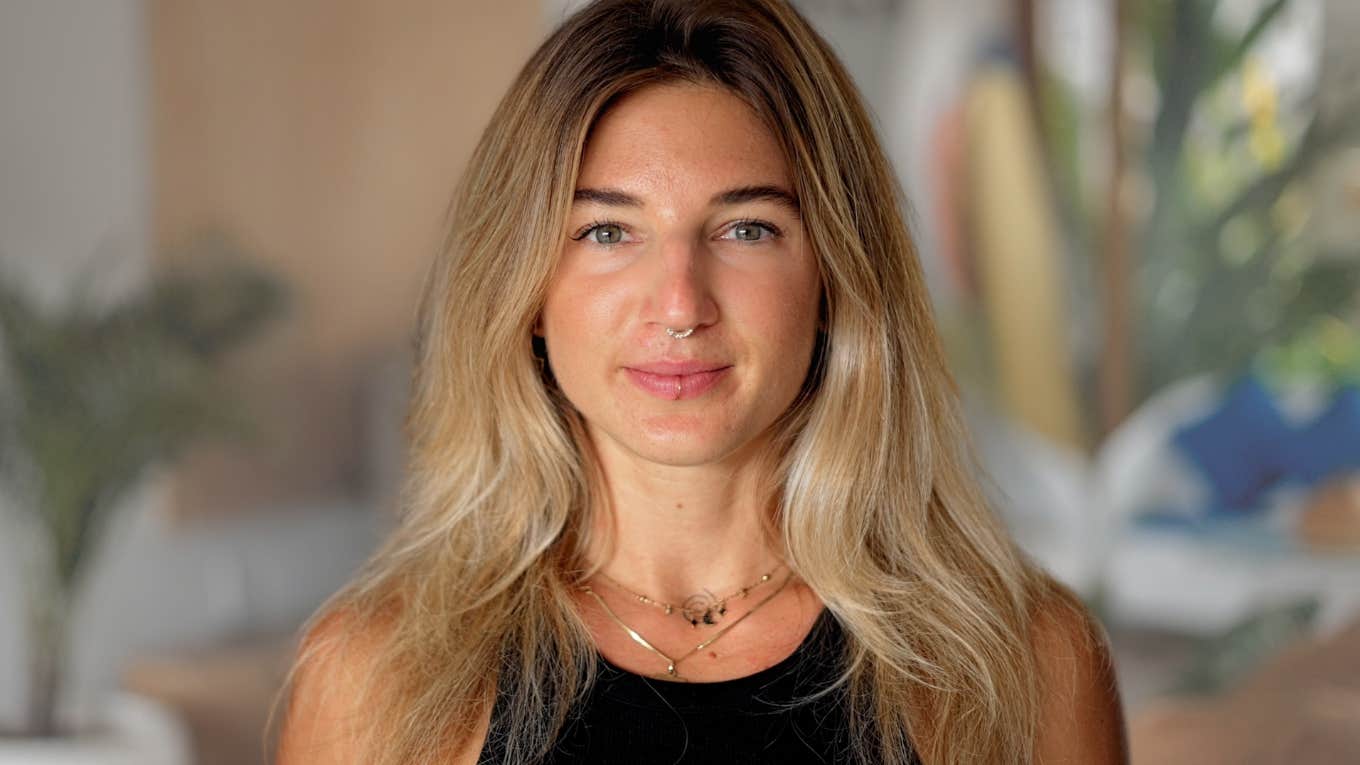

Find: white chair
<box><xmin>1093</xmin><ymin>374</ymin><xmax>1360</xmax><ymax>636</ymax></box>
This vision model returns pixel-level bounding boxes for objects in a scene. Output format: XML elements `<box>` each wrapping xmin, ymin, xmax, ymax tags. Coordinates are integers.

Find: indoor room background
<box><xmin>0</xmin><ymin>1</ymin><xmax>1356</xmax><ymax>763</ymax></box>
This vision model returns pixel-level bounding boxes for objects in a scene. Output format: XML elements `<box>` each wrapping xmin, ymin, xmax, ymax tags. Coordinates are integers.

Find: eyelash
<box><xmin>569</xmin><ymin>218</ymin><xmax>784</xmax><ymax>244</ymax></box>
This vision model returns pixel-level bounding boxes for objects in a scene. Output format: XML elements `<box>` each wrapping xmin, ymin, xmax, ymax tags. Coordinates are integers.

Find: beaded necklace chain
<box><xmin>595</xmin><ymin>566</ymin><xmax>780</xmax><ymax>628</ymax></box>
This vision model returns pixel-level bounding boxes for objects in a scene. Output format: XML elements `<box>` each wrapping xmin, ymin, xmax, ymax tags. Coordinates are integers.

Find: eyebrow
<box><xmin>572</xmin><ymin>184</ymin><xmax>801</xmax><ymax>215</ymax></box>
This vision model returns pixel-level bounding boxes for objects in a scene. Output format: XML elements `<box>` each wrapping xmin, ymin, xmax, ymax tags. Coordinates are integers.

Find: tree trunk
<box><xmin>22</xmin><ymin>560</ymin><xmax>70</xmax><ymax>738</ymax></box>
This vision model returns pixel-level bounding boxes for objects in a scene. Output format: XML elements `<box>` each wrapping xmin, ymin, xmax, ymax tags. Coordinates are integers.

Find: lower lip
<box><xmin>624</xmin><ymin>367</ymin><xmax>731</xmax><ymax>400</ymax></box>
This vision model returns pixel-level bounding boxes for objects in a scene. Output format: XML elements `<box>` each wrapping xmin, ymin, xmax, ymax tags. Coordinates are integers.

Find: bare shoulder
<box><xmin>274</xmin><ymin>607</ymin><xmax>392</xmax><ymax>764</ymax></box>
<box><xmin>1029</xmin><ymin>585</ymin><xmax>1129</xmax><ymax>765</ymax></box>
<box><xmin>274</xmin><ymin>606</ymin><xmax>490</xmax><ymax>765</ymax></box>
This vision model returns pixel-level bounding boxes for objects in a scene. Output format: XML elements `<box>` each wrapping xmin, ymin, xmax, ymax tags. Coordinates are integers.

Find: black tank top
<box><xmin>477</xmin><ymin>609</ymin><xmax>915</xmax><ymax>764</ymax></box>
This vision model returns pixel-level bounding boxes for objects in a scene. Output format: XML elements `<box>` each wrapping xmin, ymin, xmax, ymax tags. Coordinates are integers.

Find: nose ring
<box><xmin>666</xmin><ymin>327</ymin><xmax>695</xmax><ymax>339</ymax></box>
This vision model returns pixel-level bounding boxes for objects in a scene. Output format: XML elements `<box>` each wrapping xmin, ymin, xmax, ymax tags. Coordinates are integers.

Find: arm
<box><xmin>1031</xmin><ymin>597</ymin><xmax>1130</xmax><ymax>764</ymax></box>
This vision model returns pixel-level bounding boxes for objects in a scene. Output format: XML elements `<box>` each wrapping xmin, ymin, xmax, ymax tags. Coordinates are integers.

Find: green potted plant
<box><xmin>0</xmin><ymin>242</ymin><xmax>284</xmax><ymax>761</ymax></box>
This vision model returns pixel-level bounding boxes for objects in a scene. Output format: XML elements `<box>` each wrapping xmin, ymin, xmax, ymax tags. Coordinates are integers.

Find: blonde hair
<box><xmin>277</xmin><ymin>1</ymin><xmax>1084</xmax><ymax>763</ymax></box>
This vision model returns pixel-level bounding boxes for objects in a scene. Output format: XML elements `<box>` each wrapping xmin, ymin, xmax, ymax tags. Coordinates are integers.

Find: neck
<box><xmin>584</xmin><ymin>436</ymin><xmax>783</xmax><ymax>602</ymax></box>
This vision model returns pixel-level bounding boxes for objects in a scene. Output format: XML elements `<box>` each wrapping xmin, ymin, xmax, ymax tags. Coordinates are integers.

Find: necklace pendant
<box><xmin>584</xmin><ymin>573</ymin><xmax>793</xmax><ymax>691</ymax></box>
<box><xmin>701</xmin><ymin>602</ymin><xmax>727</xmax><ymax>625</ymax></box>
<box><xmin>682</xmin><ymin>591</ymin><xmax>725</xmax><ymax>628</ymax></box>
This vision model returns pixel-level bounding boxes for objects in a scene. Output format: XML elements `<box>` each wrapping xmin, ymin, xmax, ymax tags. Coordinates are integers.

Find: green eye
<box><xmin>579</xmin><ymin>220</ymin><xmax>631</xmax><ymax>243</ymax></box>
<box><xmin>724</xmin><ymin>220</ymin><xmax>779</xmax><ymax>243</ymax></box>
<box><xmin>589</xmin><ymin>224</ymin><xmax>625</xmax><ymax>244</ymax></box>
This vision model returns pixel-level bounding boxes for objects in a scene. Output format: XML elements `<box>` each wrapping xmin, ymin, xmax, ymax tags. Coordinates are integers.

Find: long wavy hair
<box><xmin>277</xmin><ymin>1</ymin><xmax>1082</xmax><ymax>763</ymax></box>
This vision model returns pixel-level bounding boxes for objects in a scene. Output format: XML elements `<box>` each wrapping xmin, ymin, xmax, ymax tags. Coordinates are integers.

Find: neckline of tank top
<box><xmin>592</xmin><ymin>607</ymin><xmax>839</xmax><ymax>697</ymax></box>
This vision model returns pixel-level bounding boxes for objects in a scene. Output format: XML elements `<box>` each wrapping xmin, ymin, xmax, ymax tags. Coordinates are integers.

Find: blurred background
<box><xmin>0</xmin><ymin>0</ymin><xmax>1356</xmax><ymax>763</ymax></box>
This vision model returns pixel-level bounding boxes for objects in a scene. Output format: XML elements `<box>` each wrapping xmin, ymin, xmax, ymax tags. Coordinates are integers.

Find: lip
<box><xmin>623</xmin><ymin>361</ymin><xmax>732</xmax><ymax>400</ymax></box>
<box><xmin>627</xmin><ymin>359</ymin><xmax>729</xmax><ymax>376</ymax></box>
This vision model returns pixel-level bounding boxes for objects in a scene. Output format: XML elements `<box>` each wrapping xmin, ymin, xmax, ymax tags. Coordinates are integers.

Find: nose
<box><xmin>643</xmin><ymin>235</ymin><xmax>719</xmax><ymax>334</ymax></box>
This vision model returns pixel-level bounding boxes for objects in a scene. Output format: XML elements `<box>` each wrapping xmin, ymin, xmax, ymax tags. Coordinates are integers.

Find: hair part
<box><xmin>273</xmin><ymin>2</ymin><xmax>1077</xmax><ymax>763</ymax></box>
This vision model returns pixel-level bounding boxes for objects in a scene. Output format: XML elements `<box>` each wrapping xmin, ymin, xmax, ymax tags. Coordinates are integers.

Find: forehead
<box><xmin>577</xmin><ymin>82</ymin><xmax>791</xmax><ymax>192</ymax></box>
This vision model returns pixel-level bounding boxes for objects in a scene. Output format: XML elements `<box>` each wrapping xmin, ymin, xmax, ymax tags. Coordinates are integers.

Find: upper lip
<box><xmin>625</xmin><ymin>360</ymin><xmax>731</xmax><ymax>375</ymax></box>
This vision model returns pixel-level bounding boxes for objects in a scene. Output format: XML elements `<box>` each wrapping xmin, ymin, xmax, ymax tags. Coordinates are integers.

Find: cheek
<box><xmin>746</xmin><ymin>263</ymin><xmax>820</xmax><ymax>335</ymax></box>
<box><xmin>730</xmin><ymin>271</ymin><xmax>820</xmax><ymax>388</ymax></box>
<box><xmin>542</xmin><ymin>270</ymin><xmax>610</xmax><ymax>339</ymax></box>
<box><xmin>539</xmin><ymin>272</ymin><xmax>632</xmax><ymax>387</ymax></box>
<box><xmin>778</xmin><ymin>266</ymin><xmax>823</xmax><ymax>378</ymax></box>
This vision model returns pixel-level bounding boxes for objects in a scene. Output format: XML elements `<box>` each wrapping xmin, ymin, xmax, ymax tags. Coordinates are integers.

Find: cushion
<box><xmin>1285</xmin><ymin>385</ymin><xmax>1360</xmax><ymax>486</ymax></box>
<box><xmin>1171</xmin><ymin>375</ymin><xmax>1291</xmax><ymax>511</ymax></box>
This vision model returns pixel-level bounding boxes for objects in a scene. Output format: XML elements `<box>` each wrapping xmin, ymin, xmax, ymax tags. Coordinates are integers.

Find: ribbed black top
<box><xmin>477</xmin><ymin>609</ymin><xmax>904</xmax><ymax>764</ymax></box>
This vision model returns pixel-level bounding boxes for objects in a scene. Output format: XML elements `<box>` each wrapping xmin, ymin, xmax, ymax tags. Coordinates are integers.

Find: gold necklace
<box><xmin>596</xmin><ymin>566</ymin><xmax>781</xmax><ymax>628</ymax></box>
<box><xmin>581</xmin><ymin>571</ymin><xmax>793</xmax><ymax>681</ymax></box>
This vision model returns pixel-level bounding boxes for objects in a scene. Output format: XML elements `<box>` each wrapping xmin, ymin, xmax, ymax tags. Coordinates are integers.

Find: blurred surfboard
<box><xmin>964</xmin><ymin>53</ymin><xmax>1084</xmax><ymax>448</ymax></box>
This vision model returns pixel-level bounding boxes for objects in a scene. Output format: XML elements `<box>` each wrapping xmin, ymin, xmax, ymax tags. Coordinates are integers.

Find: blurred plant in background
<box><xmin>1040</xmin><ymin>0</ymin><xmax>1360</xmax><ymax>419</ymax></box>
<box><xmin>0</xmin><ymin>234</ymin><xmax>285</xmax><ymax>738</ymax></box>
<box><xmin>1258</xmin><ymin>312</ymin><xmax>1360</xmax><ymax>383</ymax></box>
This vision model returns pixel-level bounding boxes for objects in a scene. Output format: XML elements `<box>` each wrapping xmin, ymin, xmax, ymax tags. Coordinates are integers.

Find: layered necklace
<box><xmin>581</xmin><ymin>571</ymin><xmax>794</xmax><ymax>681</ymax></box>
<box><xmin>595</xmin><ymin>566</ymin><xmax>780</xmax><ymax>627</ymax></box>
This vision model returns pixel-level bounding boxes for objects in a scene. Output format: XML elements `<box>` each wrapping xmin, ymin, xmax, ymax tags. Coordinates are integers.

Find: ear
<box><xmin>531</xmin><ymin>333</ymin><xmax>551</xmax><ymax>378</ymax></box>
<box><xmin>532</xmin><ymin>315</ymin><xmax>544</xmax><ymax>338</ymax></box>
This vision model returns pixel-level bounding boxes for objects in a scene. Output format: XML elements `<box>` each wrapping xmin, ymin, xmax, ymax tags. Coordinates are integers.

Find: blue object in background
<box><xmin>1284</xmin><ymin>385</ymin><xmax>1360</xmax><ymax>485</ymax></box>
<box><xmin>1172</xmin><ymin>375</ymin><xmax>1292</xmax><ymax>512</ymax></box>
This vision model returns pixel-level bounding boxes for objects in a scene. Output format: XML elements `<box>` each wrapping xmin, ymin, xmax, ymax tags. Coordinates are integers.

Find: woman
<box><xmin>276</xmin><ymin>0</ymin><xmax>1127</xmax><ymax>763</ymax></box>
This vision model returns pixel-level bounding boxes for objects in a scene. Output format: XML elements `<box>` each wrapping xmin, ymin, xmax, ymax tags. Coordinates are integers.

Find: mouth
<box><xmin>623</xmin><ymin>361</ymin><xmax>732</xmax><ymax>401</ymax></box>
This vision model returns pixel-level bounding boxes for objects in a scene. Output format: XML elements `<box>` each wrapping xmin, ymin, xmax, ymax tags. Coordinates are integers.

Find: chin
<box><xmin>609</xmin><ymin>416</ymin><xmax>770</xmax><ymax>468</ymax></box>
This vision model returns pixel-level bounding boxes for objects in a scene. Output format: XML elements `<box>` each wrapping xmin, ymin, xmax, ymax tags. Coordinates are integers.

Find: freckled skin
<box><xmin>539</xmin><ymin>83</ymin><xmax>821</xmax><ymax>468</ymax></box>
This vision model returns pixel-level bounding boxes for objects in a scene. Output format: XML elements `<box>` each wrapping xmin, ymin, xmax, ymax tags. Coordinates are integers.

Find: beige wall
<box><xmin>151</xmin><ymin>1</ymin><xmax>542</xmax><ymax>518</ymax></box>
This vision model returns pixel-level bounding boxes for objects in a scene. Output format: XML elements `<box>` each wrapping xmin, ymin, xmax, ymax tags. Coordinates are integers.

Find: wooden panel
<box><xmin>150</xmin><ymin>0</ymin><xmax>542</xmax><ymax>519</ymax></box>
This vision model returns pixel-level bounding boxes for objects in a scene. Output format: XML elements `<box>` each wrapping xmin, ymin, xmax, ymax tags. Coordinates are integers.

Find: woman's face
<box><xmin>539</xmin><ymin>83</ymin><xmax>821</xmax><ymax>468</ymax></box>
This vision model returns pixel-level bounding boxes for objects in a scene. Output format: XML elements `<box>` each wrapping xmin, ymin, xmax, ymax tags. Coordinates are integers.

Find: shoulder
<box><xmin>275</xmin><ymin>603</ymin><xmax>491</xmax><ymax>765</ymax></box>
<box><xmin>1028</xmin><ymin>584</ymin><xmax>1129</xmax><ymax>764</ymax></box>
<box><xmin>274</xmin><ymin>606</ymin><xmax>393</xmax><ymax>764</ymax></box>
